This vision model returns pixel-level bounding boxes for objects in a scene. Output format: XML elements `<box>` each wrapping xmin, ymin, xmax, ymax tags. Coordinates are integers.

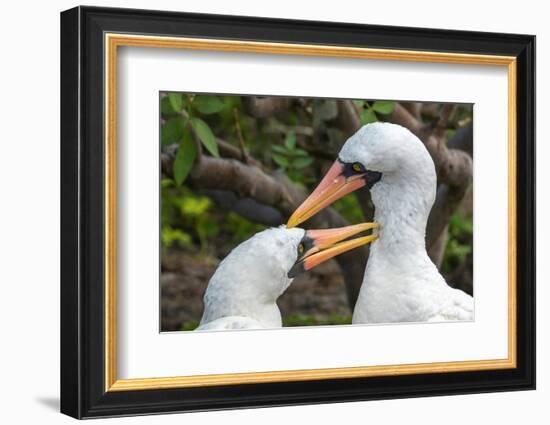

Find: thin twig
<box><xmin>233</xmin><ymin>108</ymin><xmax>249</xmax><ymax>163</ymax></box>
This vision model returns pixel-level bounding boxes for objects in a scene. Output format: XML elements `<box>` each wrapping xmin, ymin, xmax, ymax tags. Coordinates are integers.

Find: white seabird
<box><xmin>287</xmin><ymin>122</ymin><xmax>473</xmax><ymax>324</ymax></box>
<box><xmin>196</xmin><ymin>223</ymin><xmax>377</xmax><ymax>331</ymax></box>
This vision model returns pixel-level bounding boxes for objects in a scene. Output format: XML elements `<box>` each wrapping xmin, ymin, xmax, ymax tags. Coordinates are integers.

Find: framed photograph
<box><xmin>60</xmin><ymin>6</ymin><xmax>535</xmax><ymax>419</ymax></box>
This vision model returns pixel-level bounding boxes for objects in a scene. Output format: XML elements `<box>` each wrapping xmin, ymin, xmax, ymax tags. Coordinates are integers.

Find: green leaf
<box><xmin>189</xmin><ymin>117</ymin><xmax>219</xmax><ymax>157</ymax></box>
<box><xmin>197</xmin><ymin>217</ymin><xmax>219</xmax><ymax>240</ymax></box>
<box><xmin>161</xmin><ymin>226</ymin><xmax>192</xmax><ymax>249</ymax></box>
<box><xmin>173</xmin><ymin>129</ymin><xmax>196</xmax><ymax>185</ymax></box>
<box><xmin>161</xmin><ymin>96</ymin><xmax>175</xmax><ymax>115</ymax></box>
<box><xmin>272</xmin><ymin>154</ymin><xmax>290</xmax><ymax>168</ymax></box>
<box><xmin>292</xmin><ymin>157</ymin><xmax>314</xmax><ymax>169</ymax></box>
<box><xmin>271</xmin><ymin>145</ymin><xmax>288</xmax><ymax>154</ymax></box>
<box><xmin>284</xmin><ymin>131</ymin><xmax>296</xmax><ymax>150</ymax></box>
<box><xmin>353</xmin><ymin>100</ymin><xmax>366</xmax><ymax>109</ymax></box>
<box><xmin>161</xmin><ymin>117</ymin><xmax>186</xmax><ymax>146</ymax></box>
<box><xmin>180</xmin><ymin>195</ymin><xmax>211</xmax><ymax>216</ymax></box>
<box><xmin>372</xmin><ymin>100</ymin><xmax>395</xmax><ymax>115</ymax></box>
<box><xmin>291</xmin><ymin>148</ymin><xmax>309</xmax><ymax>157</ymax></box>
<box><xmin>193</xmin><ymin>96</ymin><xmax>225</xmax><ymax>114</ymax></box>
<box><xmin>360</xmin><ymin>108</ymin><xmax>377</xmax><ymax>125</ymax></box>
<box><xmin>168</xmin><ymin>93</ymin><xmax>184</xmax><ymax>112</ymax></box>
<box><xmin>160</xmin><ymin>178</ymin><xmax>174</xmax><ymax>189</ymax></box>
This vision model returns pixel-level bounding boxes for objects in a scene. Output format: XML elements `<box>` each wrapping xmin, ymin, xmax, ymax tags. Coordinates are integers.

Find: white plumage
<box><xmin>195</xmin><ymin>316</ymin><xmax>264</xmax><ymax>331</ymax></box>
<box><xmin>196</xmin><ymin>227</ymin><xmax>305</xmax><ymax>331</ymax></box>
<box><xmin>340</xmin><ymin>123</ymin><xmax>474</xmax><ymax>323</ymax></box>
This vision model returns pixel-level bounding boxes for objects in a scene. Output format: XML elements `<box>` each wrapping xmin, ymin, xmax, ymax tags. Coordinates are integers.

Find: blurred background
<box><xmin>160</xmin><ymin>93</ymin><xmax>473</xmax><ymax>331</ymax></box>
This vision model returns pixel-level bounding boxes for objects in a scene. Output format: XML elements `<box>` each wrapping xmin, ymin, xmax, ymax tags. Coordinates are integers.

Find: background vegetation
<box><xmin>160</xmin><ymin>93</ymin><xmax>473</xmax><ymax>331</ymax></box>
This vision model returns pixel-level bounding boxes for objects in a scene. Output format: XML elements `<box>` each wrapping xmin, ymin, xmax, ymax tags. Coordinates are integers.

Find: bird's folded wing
<box><xmin>433</xmin><ymin>288</ymin><xmax>474</xmax><ymax>321</ymax></box>
<box><xmin>195</xmin><ymin>316</ymin><xmax>264</xmax><ymax>331</ymax></box>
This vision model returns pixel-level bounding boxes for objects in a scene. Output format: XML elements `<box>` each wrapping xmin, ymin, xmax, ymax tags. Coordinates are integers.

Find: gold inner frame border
<box><xmin>104</xmin><ymin>33</ymin><xmax>517</xmax><ymax>392</ymax></box>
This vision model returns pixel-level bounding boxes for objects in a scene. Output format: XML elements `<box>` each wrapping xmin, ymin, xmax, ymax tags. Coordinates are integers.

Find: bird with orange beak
<box><xmin>287</xmin><ymin>122</ymin><xmax>473</xmax><ymax>324</ymax></box>
<box><xmin>196</xmin><ymin>223</ymin><xmax>377</xmax><ymax>331</ymax></box>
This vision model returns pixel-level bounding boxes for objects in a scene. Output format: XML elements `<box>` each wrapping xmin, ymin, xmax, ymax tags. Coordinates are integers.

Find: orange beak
<box><xmin>287</xmin><ymin>160</ymin><xmax>367</xmax><ymax>228</ymax></box>
<box><xmin>288</xmin><ymin>222</ymin><xmax>378</xmax><ymax>278</ymax></box>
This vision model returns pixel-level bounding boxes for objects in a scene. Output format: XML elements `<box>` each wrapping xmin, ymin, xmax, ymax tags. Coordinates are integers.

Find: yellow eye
<box><xmin>298</xmin><ymin>243</ymin><xmax>305</xmax><ymax>254</ymax></box>
<box><xmin>352</xmin><ymin>162</ymin><xmax>363</xmax><ymax>173</ymax></box>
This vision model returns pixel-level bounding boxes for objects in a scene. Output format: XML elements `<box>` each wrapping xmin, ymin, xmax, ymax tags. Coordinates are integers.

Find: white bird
<box><xmin>287</xmin><ymin>122</ymin><xmax>473</xmax><ymax>324</ymax></box>
<box><xmin>196</xmin><ymin>223</ymin><xmax>377</xmax><ymax>331</ymax></box>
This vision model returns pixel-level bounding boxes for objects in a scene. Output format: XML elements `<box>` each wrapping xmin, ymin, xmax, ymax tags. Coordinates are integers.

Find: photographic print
<box><xmin>160</xmin><ymin>93</ymin><xmax>474</xmax><ymax>331</ymax></box>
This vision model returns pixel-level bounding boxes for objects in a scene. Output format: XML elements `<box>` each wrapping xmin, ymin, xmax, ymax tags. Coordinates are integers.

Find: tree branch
<box><xmin>402</xmin><ymin>102</ymin><xmax>422</xmax><ymax>120</ymax></box>
<box><xmin>243</xmin><ymin>96</ymin><xmax>292</xmax><ymax>118</ymax></box>
<box><xmin>215</xmin><ymin>138</ymin><xmax>263</xmax><ymax>169</ymax></box>
<box><xmin>335</xmin><ymin>100</ymin><xmax>361</xmax><ymax>138</ymax></box>
<box><xmin>427</xmin><ymin>224</ymin><xmax>448</xmax><ymax>268</ymax></box>
<box><xmin>448</xmin><ymin>122</ymin><xmax>473</xmax><ymax>156</ymax></box>
<box><xmin>383</xmin><ymin>103</ymin><xmax>473</xmax><ymax>189</ymax></box>
<box><xmin>199</xmin><ymin>189</ymin><xmax>283</xmax><ymax>226</ymax></box>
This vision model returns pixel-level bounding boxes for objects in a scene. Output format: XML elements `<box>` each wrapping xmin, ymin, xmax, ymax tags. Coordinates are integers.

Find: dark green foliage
<box><xmin>161</xmin><ymin>116</ymin><xmax>186</xmax><ymax>146</ymax></box>
<box><xmin>173</xmin><ymin>128</ymin><xmax>196</xmax><ymax>185</ymax></box>
<box><xmin>355</xmin><ymin>99</ymin><xmax>396</xmax><ymax>125</ymax></box>
<box><xmin>371</xmin><ymin>100</ymin><xmax>396</xmax><ymax>114</ymax></box>
<box><xmin>442</xmin><ymin>213</ymin><xmax>473</xmax><ymax>273</ymax></box>
<box><xmin>332</xmin><ymin>193</ymin><xmax>365</xmax><ymax>224</ymax></box>
<box><xmin>223</xmin><ymin>212</ymin><xmax>267</xmax><ymax>243</ymax></box>
<box><xmin>189</xmin><ymin>116</ymin><xmax>219</xmax><ymax>157</ymax></box>
<box><xmin>162</xmin><ymin>94</ymin><xmax>223</xmax><ymax>185</ymax></box>
<box><xmin>180</xmin><ymin>321</ymin><xmax>200</xmax><ymax>331</ymax></box>
<box><xmin>283</xmin><ymin>314</ymin><xmax>352</xmax><ymax>327</ymax></box>
<box><xmin>168</xmin><ymin>93</ymin><xmax>184</xmax><ymax>112</ymax></box>
<box><xmin>193</xmin><ymin>96</ymin><xmax>225</xmax><ymax>114</ymax></box>
<box><xmin>270</xmin><ymin>131</ymin><xmax>315</xmax><ymax>181</ymax></box>
<box><xmin>161</xmin><ymin>181</ymin><xmax>267</xmax><ymax>254</ymax></box>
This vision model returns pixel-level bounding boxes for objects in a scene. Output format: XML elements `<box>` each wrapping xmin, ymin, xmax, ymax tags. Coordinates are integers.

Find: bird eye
<box><xmin>298</xmin><ymin>243</ymin><xmax>305</xmax><ymax>254</ymax></box>
<box><xmin>352</xmin><ymin>162</ymin><xmax>364</xmax><ymax>173</ymax></box>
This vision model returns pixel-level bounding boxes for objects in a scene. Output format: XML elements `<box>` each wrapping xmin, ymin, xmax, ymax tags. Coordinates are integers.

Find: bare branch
<box><xmin>427</xmin><ymin>224</ymin><xmax>449</xmax><ymax>269</ymax></box>
<box><xmin>215</xmin><ymin>138</ymin><xmax>263</xmax><ymax>168</ymax></box>
<box><xmin>401</xmin><ymin>102</ymin><xmax>422</xmax><ymax>120</ymax></box>
<box><xmin>199</xmin><ymin>189</ymin><xmax>283</xmax><ymax>226</ymax></box>
<box><xmin>432</xmin><ymin>104</ymin><xmax>456</xmax><ymax>138</ymax></box>
<box><xmin>264</xmin><ymin>121</ymin><xmax>314</xmax><ymax>138</ymax></box>
<box><xmin>424</xmin><ymin>134</ymin><xmax>473</xmax><ymax>188</ymax></box>
<box><xmin>243</xmin><ymin>96</ymin><xmax>292</xmax><ymax>118</ymax></box>
<box><xmin>385</xmin><ymin>103</ymin><xmax>423</xmax><ymax>136</ymax></box>
<box><xmin>383</xmin><ymin>103</ymin><xmax>472</xmax><ymax>189</ymax></box>
<box><xmin>448</xmin><ymin>122</ymin><xmax>473</xmax><ymax>156</ymax></box>
<box><xmin>233</xmin><ymin>107</ymin><xmax>250</xmax><ymax>164</ymax></box>
<box><xmin>162</xmin><ymin>153</ymin><xmax>296</xmax><ymax>215</ymax></box>
<box><xmin>335</xmin><ymin>100</ymin><xmax>361</xmax><ymax>138</ymax></box>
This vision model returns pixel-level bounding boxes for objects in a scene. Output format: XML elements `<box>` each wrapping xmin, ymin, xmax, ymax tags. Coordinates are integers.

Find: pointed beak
<box><xmin>287</xmin><ymin>160</ymin><xmax>367</xmax><ymax>228</ymax></box>
<box><xmin>288</xmin><ymin>222</ymin><xmax>378</xmax><ymax>278</ymax></box>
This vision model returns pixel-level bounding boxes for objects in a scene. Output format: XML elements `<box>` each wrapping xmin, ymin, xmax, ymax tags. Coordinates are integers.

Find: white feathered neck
<box><xmin>200</xmin><ymin>227</ymin><xmax>304</xmax><ymax>327</ymax></box>
<box><xmin>340</xmin><ymin>122</ymin><xmax>436</xmax><ymax>255</ymax></box>
<box><xmin>341</xmin><ymin>123</ymin><xmax>463</xmax><ymax>323</ymax></box>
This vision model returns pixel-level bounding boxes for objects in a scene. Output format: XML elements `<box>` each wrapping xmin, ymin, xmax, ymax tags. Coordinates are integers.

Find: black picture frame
<box><xmin>61</xmin><ymin>5</ymin><xmax>535</xmax><ymax>419</ymax></box>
